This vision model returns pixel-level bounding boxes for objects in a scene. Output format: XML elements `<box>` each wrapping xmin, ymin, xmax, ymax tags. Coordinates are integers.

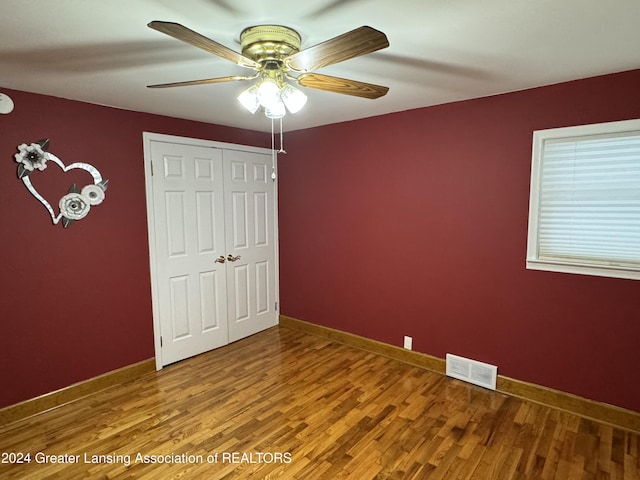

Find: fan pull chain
<box><xmin>278</xmin><ymin>117</ymin><xmax>286</xmax><ymax>154</ymax></box>
<box><xmin>269</xmin><ymin>117</ymin><xmax>285</xmax><ymax>181</ymax></box>
<box><xmin>271</xmin><ymin>118</ymin><xmax>276</xmax><ymax>180</ymax></box>
<box><xmin>271</xmin><ymin>116</ymin><xmax>275</xmax><ymax>152</ymax></box>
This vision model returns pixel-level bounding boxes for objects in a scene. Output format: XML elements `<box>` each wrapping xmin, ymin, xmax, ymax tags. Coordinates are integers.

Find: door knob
<box><xmin>214</xmin><ymin>255</ymin><xmax>226</xmax><ymax>263</ymax></box>
<box><xmin>227</xmin><ymin>254</ymin><xmax>241</xmax><ymax>262</ymax></box>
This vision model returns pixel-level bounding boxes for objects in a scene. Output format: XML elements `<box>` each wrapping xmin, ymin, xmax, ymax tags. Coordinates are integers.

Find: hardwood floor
<box><xmin>0</xmin><ymin>326</ymin><xmax>638</xmax><ymax>479</ymax></box>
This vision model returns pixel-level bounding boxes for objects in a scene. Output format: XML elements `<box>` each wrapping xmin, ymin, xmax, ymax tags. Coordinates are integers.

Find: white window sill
<box><xmin>526</xmin><ymin>259</ymin><xmax>640</xmax><ymax>281</ymax></box>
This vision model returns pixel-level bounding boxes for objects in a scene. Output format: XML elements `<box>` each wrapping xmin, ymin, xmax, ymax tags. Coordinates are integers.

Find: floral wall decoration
<box><xmin>14</xmin><ymin>139</ymin><xmax>109</xmax><ymax>228</ymax></box>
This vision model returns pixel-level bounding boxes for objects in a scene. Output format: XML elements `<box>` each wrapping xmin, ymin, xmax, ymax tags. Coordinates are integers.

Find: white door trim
<box><xmin>143</xmin><ymin>132</ymin><xmax>279</xmax><ymax>370</ymax></box>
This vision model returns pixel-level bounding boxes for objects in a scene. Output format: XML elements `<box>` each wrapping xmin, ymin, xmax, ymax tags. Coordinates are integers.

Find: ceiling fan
<box><xmin>147</xmin><ymin>21</ymin><xmax>390</xmax><ymax>118</ymax></box>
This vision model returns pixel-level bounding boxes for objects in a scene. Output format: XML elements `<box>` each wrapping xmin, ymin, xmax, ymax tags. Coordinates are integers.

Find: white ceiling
<box><xmin>1</xmin><ymin>0</ymin><xmax>639</xmax><ymax>133</ymax></box>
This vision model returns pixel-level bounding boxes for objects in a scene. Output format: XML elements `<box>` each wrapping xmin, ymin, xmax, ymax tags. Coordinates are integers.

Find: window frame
<box><xmin>526</xmin><ymin>118</ymin><xmax>640</xmax><ymax>281</ymax></box>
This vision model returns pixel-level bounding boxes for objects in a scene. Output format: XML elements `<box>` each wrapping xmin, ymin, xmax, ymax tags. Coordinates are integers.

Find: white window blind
<box><xmin>527</xmin><ymin>119</ymin><xmax>640</xmax><ymax>280</ymax></box>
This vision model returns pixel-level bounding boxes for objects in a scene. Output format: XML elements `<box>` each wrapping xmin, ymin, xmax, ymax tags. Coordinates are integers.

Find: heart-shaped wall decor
<box><xmin>15</xmin><ymin>139</ymin><xmax>109</xmax><ymax>228</ymax></box>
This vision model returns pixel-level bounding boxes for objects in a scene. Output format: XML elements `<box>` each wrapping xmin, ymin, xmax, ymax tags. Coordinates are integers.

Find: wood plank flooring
<box><xmin>0</xmin><ymin>326</ymin><xmax>638</xmax><ymax>479</ymax></box>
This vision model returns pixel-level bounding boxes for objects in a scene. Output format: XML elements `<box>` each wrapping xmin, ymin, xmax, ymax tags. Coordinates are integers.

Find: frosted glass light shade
<box><xmin>280</xmin><ymin>84</ymin><xmax>307</xmax><ymax>113</ymax></box>
<box><xmin>265</xmin><ymin>99</ymin><xmax>286</xmax><ymax>119</ymax></box>
<box><xmin>257</xmin><ymin>79</ymin><xmax>281</xmax><ymax>109</ymax></box>
<box><xmin>237</xmin><ymin>85</ymin><xmax>259</xmax><ymax>113</ymax></box>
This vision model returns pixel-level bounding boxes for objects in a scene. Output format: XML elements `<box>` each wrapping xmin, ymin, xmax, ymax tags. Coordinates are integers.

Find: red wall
<box><xmin>0</xmin><ymin>87</ymin><xmax>269</xmax><ymax>409</ymax></box>
<box><xmin>2</xmin><ymin>70</ymin><xmax>639</xmax><ymax>414</ymax></box>
<box><xmin>278</xmin><ymin>69</ymin><xmax>640</xmax><ymax>413</ymax></box>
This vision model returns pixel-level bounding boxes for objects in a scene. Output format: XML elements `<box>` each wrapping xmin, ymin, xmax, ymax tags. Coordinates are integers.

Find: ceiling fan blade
<box><xmin>285</xmin><ymin>26</ymin><xmax>389</xmax><ymax>73</ymax></box>
<box><xmin>147</xmin><ymin>75</ymin><xmax>255</xmax><ymax>89</ymax></box>
<box><xmin>297</xmin><ymin>73</ymin><xmax>389</xmax><ymax>99</ymax></box>
<box><xmin>148</xmin><ymin>21</ymin><xmax>260</xmax><ymax>69</ymax></box>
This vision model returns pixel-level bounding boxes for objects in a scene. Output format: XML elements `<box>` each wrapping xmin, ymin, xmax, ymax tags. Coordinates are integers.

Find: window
<box><xmin>526</xmin><ymin>119</ymin><xmax>640</xmax><ymax>280</ymax></box>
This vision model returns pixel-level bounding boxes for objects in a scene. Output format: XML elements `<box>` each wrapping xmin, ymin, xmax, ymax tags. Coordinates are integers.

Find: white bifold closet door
<box><xmin>145</xmin><ymin>134</ymin><xmax>278</xmax><ymax>368</ymax></box>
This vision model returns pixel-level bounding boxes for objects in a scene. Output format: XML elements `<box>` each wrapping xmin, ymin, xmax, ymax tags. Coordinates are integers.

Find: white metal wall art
<box><xmin>14</xmin><ymin>139</ymin><xmax>109</xmax><ymax>228</ymax></box>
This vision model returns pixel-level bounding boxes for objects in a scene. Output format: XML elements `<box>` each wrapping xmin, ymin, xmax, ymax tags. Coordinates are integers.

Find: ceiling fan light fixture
<box><xmin>237</xmin><ymin>84</ymin><xmax>260</xmax><ymax>113</ymax></box>
<box><xmin>280</xmin><ymin>83</ymin><xmax>307</xmax><ymax>114</ymax></box>
<box><xmin>148</xmin><ymin>21</ymin><xmax>390</xmax><ymax>127</ymax></box>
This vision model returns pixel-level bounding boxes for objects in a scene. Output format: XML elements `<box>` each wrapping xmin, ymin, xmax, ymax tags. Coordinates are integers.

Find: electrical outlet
<box><xmin>403</xmin><ymin>335</ymin><xmax>412</xmax><ymax>350</ymax></box>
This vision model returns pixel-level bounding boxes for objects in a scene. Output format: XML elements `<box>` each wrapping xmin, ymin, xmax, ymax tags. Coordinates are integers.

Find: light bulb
<box><xmin>280</xmin><ymin>84</ymin><xmax>307</xmax><ymax>113</ymax></box>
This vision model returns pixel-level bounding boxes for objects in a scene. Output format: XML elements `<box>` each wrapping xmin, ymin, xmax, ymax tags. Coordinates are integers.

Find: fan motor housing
<box><xmin>240</xmin><ymin>25</ymin><xmax>301</xmax><ymax>64</ymax></box>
